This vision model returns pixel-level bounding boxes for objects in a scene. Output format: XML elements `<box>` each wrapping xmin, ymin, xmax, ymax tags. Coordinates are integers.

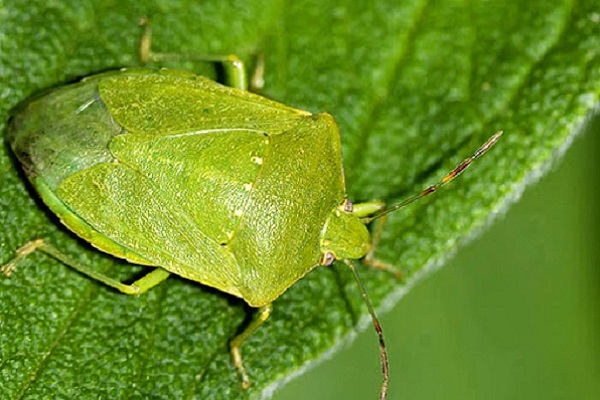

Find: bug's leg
<box><xmin>139</xmin><ymin>17</ymin><xmax>247</xmax><ymax>90</ymax></box>
<box><xmin>350</xmin><ymin>200</ymin><xmax>404</xmax><ymax>280</ymax></box>
<box><xmin>362</xmin><ymin>215</ymin><xmax>404</xmax><ymax>281</ymax></box>
<box><xmin>2</xmin><ymin>239</ymin><xmax>170</xmax><ymax>294</ymax></box>
<box><xmin>230</xmin><ymin>304</ymin><xmax>272</xmax><ymax>389</ymax></box>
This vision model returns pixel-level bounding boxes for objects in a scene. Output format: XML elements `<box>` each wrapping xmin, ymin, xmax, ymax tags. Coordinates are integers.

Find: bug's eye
<box><xmin>343</xmin><ymin>199</ymin><xmax>353</xmax><ymax>212</ymax></box>
<box><xmin>320</xmin><ymin>251</ymin><xmax>336</xmax><ymax>266</ymax></box>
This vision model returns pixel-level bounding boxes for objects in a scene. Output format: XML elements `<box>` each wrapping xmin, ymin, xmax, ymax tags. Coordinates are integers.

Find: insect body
<box><xmin>5</xmin><ymin>66</ymin><xmax>384</xmax><ymax>390</ymax></box>
<box><xmin>9</xmin><ymin>68</ymin><xmax>364</xmax><ymax>307</ymax></box>
<box><xmin>3</xmin><ymin>50</ymin><xmax>501</xmax><ymax>400</ymax></box>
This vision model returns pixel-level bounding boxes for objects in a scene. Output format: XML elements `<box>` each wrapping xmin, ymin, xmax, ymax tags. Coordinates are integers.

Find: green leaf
<box><xmin>0</xmin><ymin>1</ymin><xmax>598</xmax><ymax>399</ymax></box>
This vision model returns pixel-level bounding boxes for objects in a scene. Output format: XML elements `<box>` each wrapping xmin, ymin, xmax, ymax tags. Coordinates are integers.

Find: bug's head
<box><xmin>319</xmin><ymin>199</ymin><xmax>370</xmax><ymax>264</ymax></box>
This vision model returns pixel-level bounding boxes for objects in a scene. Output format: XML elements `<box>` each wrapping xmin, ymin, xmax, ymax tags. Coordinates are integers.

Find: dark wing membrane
<box><xmin>8</xmin><ymin>81</ymin><xmax>122</xmax><ymax>191</ymax></box>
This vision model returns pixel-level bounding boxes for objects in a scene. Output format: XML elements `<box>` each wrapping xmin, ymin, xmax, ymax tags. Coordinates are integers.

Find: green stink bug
<box><xmin>2</xmin><ymin>22</ymin><xmax>501</xmax><ymax>399</ymax></box>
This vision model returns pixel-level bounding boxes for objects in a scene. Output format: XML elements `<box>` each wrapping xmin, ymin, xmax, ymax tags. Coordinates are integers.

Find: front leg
<box><xmin>352</xmin><ymin>201</ymin><xmax>404</xmax><ymax>281</ymax></box>
<box><xmin>230</xmin><ymin>304</ymin><xmax>273</xmax><ymax>389</ymax></box>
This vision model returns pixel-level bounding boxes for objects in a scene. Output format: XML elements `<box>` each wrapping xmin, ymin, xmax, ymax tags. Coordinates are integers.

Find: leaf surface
<box><xmin>0</xmin><ymin>1</ymin><xmax>598</xmax><ymax>399</ymax></box>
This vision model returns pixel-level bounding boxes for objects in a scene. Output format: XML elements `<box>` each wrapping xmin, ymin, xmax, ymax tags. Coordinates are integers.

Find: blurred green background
<box><xmin>278</xmin><ymin>116</ymin><xmax>600</xmax><ymax>399</ymax></box>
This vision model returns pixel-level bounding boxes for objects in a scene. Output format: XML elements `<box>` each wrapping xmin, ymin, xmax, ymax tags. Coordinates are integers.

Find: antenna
<box><xmin>343</xmin><ymin>258</ymin><xmax>389</xmax><ymax>400</ymax></box>
<box><xmin>363</xmin><ymin>131</ymin><xmax>503</xmax><ymax>223</ymax></box>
